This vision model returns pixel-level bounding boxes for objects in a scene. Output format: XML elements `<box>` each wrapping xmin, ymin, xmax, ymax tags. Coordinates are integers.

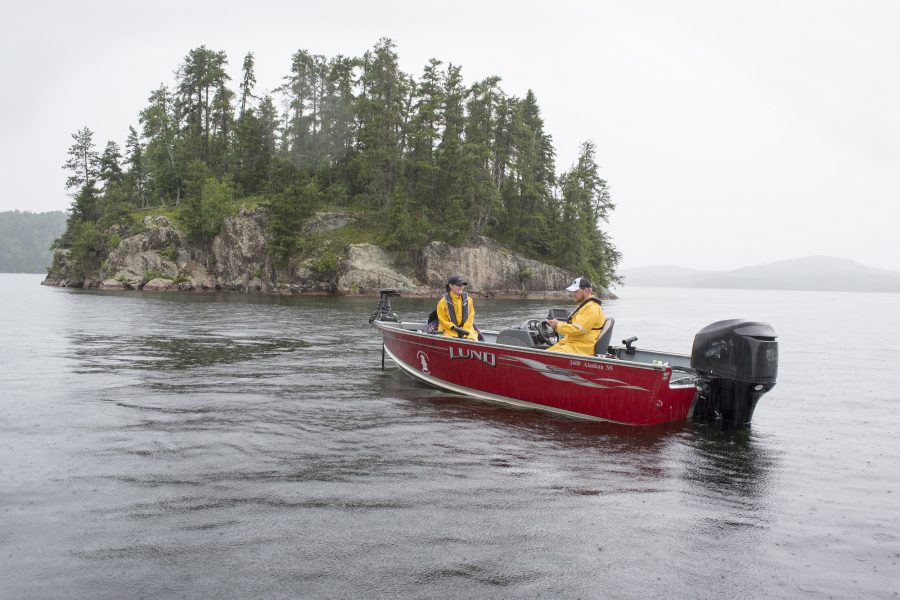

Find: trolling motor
<box><xmin>369</xmin><ymin>289</ymin><xmax>401</xmax><ymax>324</ymax></box>
<box><xmin>370</xmin><ymin>289</ymin><xmax>401</xmax><ymax>371</ymax></box>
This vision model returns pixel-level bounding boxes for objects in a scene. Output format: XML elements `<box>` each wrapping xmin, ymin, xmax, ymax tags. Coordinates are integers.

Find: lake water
<box><xmin>1</xmin><ymin>273</ymin><xmax>898</xmax><ymax>599</ymax></box>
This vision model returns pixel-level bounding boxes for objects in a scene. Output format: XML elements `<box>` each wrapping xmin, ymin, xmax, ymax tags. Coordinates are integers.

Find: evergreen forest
<box><xmin>0</xmin><ymin>211</ymin><xmax>67</xmax><ymax>273</ymax></box>
<box><xmin>57</xmin><ymin>39</ymin><xmax>620</xmax><ymax>286</ymax></box>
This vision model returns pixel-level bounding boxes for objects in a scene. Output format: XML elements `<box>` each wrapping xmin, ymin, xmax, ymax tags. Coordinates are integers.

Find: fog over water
<box><xmin>2</xmin><ymin>274</ymin><xmax>898</xmax><ymax>598</ymax></box>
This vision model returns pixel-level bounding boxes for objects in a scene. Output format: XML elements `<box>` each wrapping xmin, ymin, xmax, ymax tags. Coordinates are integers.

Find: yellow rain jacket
<box><xmin>437</xmin><ymin>291</ymin><xmax>478</xmax><ymax>340</ymax></box>
<box><xmin>548</xmin><ymin>297</ymin><xmax>605</xmax><ymax>356</ymax></box>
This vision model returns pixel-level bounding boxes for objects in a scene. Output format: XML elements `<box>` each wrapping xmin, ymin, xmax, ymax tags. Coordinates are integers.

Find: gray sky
<box><xmin>1</xmin><ymin>0</ymin><xmax>897</xmax><ymax>271</ymax></box>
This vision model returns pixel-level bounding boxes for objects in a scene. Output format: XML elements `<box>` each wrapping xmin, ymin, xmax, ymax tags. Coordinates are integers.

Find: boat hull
<box><xmin>376</xmin><ymin>322</ymin><xmax>698</xmax><ymax>426</ymax></box>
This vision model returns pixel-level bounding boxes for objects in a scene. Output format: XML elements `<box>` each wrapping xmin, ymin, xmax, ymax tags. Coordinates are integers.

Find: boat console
<box><xmin>496</xmin><ymin>308</ymin><xmax>570</xmax><ymax>349</ymax></box>
<box><xmin>496</xmin><ymin>319</ymin><xmax>556</xmax><ymax>348</ymax></box>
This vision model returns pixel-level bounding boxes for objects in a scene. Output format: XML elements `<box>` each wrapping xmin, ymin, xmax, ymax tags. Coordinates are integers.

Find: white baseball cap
<box><xmin>565</xmin><ymin>277</ymin><xmax>592</xmax><ymax>292</ymax></box>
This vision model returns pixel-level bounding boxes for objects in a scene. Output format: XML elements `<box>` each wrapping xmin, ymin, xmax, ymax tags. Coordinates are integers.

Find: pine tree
<box><xmin>124</xmin><ymin>126</ymin><xmax>148</xmax><ymax>208</ymax></box>
<box><xmin>256</xmin><ymin>95</ymin><xmax>280</xmax><ymax>190</ymax></box>
<box><xmin>503</xmin><ymin>90</ymin><xmax>556</xmax><ymax>256</ymax></box>
<box><xmin>460</xmin><ymin>76</ymin><xmax>504</xmax><ymax>235</ymax></box>
<box><xmin>234</xmin><ymin>52</ymin><xmax>257</xmax><ymax>193</ymax></box>
<box><xmin>209</xmin><ymin>69</ymin><xmax>235</xmax><ymax>177</ymax></box>
<box><xmin>181</xmin><ymin>160</ymin><xmax>231</xmax><ymax>243</ymax></box>
<box><xmin>404</xmin><ymin>58</ymin><xmax>444</xmax><ymax>217</ymax></box>
<box><xmin>265</xmin><ymin>177</ymin><xmax>320</xmax><ymax>262</ymax></box>
<box><xmin>238</xmin><ymin>52</ymin><xmax>257</xmax><ymax>119</ymax></box>
<box><xmin>555</xmin><ymin>141</ymin><xmax>619</xmax><ymax>285</ymax></box>
<box><xmin>62</xmin><ymin>128</ymin><xmax>102</xmax><ymax>226</ymax></box>
<box><xmin>99</xmin><ymin>141</ymin><xmax>124</xmax><ymax>189</ymax></box>
<box><xmin>140</xmin><ymin>85</ymin><xmax>181</xmax><ymax>205</ymax></box>
<box><xmin>433</xmin><ymin>63</ymin><xmax>465</xmax><ymax>224</ymax></box>
<box><xmin>355</xmin><ymin>38</ymin><xmax>406</xmax><ymax>207</ymax></box>
<box><xmin>176</xmin><ymin>46</ymin><xmax>230</xmax><ymax>165</ymax></box>
<box><xmin>283</xmin><ymin>49</ymin><xmax>323</xmax><ymax>172</ymax></box>
<box><xmin>321</xmin><ymin>55</ymin><xmax>357</xmax><ymax>171</ymax></box>
<box><xmin>63</xmin><ymin>127</ymin><xmax>100</xmax><ymax>191</ymax></box>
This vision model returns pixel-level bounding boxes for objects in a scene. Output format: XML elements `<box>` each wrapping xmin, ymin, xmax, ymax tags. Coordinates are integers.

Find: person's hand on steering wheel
<box><xmin>538</xmin><ymin>320</ymin><xmax>559</xmax><ymax>345</ymax></box>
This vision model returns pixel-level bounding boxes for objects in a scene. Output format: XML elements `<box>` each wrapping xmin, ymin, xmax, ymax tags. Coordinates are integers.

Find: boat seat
<box><xmin>425</xmin><ymin>310</ymin><xmax>439</xmax><ymax>333</ymax></box>
<box><xmin>594</xmin><ymin>318</ymin><xmax>615</xmax><ymax>356</ymax></box>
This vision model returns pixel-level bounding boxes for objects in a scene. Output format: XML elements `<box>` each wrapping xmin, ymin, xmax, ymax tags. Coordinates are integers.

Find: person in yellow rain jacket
<box><xmin>437</xmin><ymin>274</ymin><xmax>479</xmax><ymax>340</ymax></box>
<box><xmin>547</xmin><ymin>277</ymin><xmax>606</xmax><ymax>355</ymax></box>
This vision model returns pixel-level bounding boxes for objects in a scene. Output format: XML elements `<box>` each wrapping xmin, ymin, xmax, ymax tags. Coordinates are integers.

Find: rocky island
<box><xmin>46</xmin><ymin>42</ymin><xmax>620</xmax><ymax>299</ymax></box>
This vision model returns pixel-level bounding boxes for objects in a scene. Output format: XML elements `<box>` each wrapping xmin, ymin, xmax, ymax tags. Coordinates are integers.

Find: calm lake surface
<box><xmin>1</xmin><ymin>273</ymin><xmax>898</xmax><ymax>599</ymax></box>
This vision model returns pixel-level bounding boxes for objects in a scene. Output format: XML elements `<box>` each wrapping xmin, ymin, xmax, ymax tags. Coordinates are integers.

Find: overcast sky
<box><xmin>1</xmin><ymin>0</ymin><xmax>897</xmax><ymax>271</ymax></box>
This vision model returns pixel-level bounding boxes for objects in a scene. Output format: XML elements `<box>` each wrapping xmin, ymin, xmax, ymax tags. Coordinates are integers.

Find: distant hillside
<box><xmin>620</xmin><ymin>256</ymin><xmax>900</xmax><ymax>293</ymax></box>
<box><xmin>616</xmin><ymin>265</ymin><xmax>713</xmax><ymax>288</ymax></box>
<box><xmin>0</xmin><ymin>210</ymin><xmax>68</xmax><ymax>273</ymax></box>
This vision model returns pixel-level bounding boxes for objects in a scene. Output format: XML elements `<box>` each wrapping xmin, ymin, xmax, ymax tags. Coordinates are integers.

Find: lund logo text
<box><xmin>449</xmin><ymin>347</ymin><xmax>496</xmax><ymax>367</ymax></box>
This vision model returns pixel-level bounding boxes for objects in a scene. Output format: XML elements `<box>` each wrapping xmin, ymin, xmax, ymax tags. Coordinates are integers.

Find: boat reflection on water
<box><xmin>676</xmin><ymin>423</ymin><xmax>779</xmax><ymax>518</ymax></box>
<box><xmin>378</xmin><ymin>368</ymin><xmax>777</xmax><ymax>506</ymax></box>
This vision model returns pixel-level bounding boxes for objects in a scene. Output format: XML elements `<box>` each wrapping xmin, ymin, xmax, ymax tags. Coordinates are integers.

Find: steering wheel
<box><xmin>538</xmin><ymin>320</ymin><xmax>559</xmax><ymax>346</ymax></box>
<box><xmin>524</xmin><ymin>319</ymin><xmax>558</xmax><ymax>346</ymax></box>
<box><xmin>527</xmin><ymin>319</ymin><xmax>559</xmax><ymax>344</ymax></box>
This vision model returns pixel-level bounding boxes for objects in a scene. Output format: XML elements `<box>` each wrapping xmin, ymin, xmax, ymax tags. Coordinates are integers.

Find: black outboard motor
<box><xmin>690</xmin><ymin>320</ymin><xmax>778</xmax><ymax>425</ymax></box>
<box><xmin>369</xmin><ymin>289</ymin><xmax>401</xmax><ymax>323</ymax></box>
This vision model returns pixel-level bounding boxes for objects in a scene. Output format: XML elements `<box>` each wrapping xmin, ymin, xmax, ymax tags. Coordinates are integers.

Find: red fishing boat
<box><xmin>370</xmin><ymin>290</ymin><xmax>778</xmax><ymax>426</ymax></box>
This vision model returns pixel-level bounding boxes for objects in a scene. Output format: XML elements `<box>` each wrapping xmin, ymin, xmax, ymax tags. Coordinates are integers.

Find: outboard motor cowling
<box><xmin>690</xmin><ymin>319</ymin><xmax>778</xmax><ymax>425</ymax></box>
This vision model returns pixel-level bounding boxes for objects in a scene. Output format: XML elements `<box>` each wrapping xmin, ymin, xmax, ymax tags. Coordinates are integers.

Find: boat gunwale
<box><xmin>374</xmin><ymin>319</ymin><xmax>689</xmax><ymax>375</ymax></box>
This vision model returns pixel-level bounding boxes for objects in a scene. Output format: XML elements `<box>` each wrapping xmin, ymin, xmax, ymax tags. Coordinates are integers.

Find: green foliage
<box><xmin>265</xmin><ymin>178</ymin><xmax>321</xmax><ymax>263</ymax></box>
<box><xmin>143</xmin><ymin>270</ymin><xmax>167</xmax><ymax>282</ymax></box>
<box><xmin>310</xmin><ymin>249</ymin><xmax>339</xmax><ymax>281</ymax></box>
<box><xmin>53</xmin><ymin>40</ymin><xmax>621</xmax><ymax>284</ymax></box>
<box><xmin>184</xmin><ymin>157</ymin><xmax>208</xmax><ymax>191</ymax></box>
<box><xmin>381</xmin><ymin>190</ymin><xmax>428</xmax><ymax>252</ymax></box>
<box><xmin>553</xmin><ymin>141</ymin><xmax>619</xmax><ymax>287</ymax></box>
<box><xmin>68</xmin><ymin>221</ymin><xmax>108</xmax><ymax>278</ymax></box>
<box><xmin>160</xmin><ymin>244</ymin><xmax>178</xmax><ymax>261</ymax></box>
<box><xmin>140</xmin><ymin>85</ymin><xmax>184</xmax><ymax>206</ymax></box>
<box><xmin>70</xmin><ymin>181</ymin><xmax>101</xmax><ymax>223</ymax></box>
<box><xmin>63</xmin><ymin>128</ymin><xmax>100</xmax><ymax>191</ymax></box>
<box><xmin>96</xmin><ymin>182</ymin><xmax>136</xmax><ymax>231</ymax></box>
<box><xmin>181</xmin><ymin>166</ymin><xmax>232</xmax><ymax>242</ymax></box>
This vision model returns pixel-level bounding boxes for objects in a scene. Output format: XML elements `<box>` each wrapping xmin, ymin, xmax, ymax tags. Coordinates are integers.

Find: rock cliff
<box><xmin>420</xmin><ymin>237</ymin><xmax>571</xmax><ymax>294</ymax></box>
<box><xmin>44</xmin><ymin>208</ymin><xmax>592</xmax><ymax>297</ymax></box>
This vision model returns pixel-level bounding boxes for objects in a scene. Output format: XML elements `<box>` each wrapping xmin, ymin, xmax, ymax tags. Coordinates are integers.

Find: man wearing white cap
<box><xmin>546</xmin><ymin>277</ymin><xmax>606</xmax><ymax>355</ymax></box>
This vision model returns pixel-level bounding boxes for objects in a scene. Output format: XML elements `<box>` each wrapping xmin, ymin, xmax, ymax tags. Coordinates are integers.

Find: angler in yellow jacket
<box><xmin>547</xmin><ymin>277</ymin><xmax>606</xmax><ymax>356</ymax></box>
<box><xmin>437</xmin><ymin>274</ymin><xmax>479</xmax><ymax>340</ymax></box>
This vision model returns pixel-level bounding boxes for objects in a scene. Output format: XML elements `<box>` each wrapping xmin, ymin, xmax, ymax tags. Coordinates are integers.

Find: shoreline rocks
<box><xmin>43</xmin><ymin>209</ymin><xmax>615</xmax><ymax>299</ymax></box>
